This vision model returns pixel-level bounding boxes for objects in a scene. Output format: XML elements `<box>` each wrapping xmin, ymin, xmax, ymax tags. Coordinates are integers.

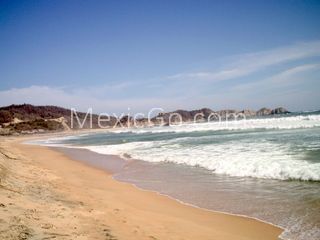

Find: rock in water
<box><xmin>256</xmin><ymin>108</ymin><xmax>272</xmax><ymax>116</ymax></box>
<box><xmin>271</xmin><ymin>107</ymin><xmax>290</xmax><ymax>114</ymax></box>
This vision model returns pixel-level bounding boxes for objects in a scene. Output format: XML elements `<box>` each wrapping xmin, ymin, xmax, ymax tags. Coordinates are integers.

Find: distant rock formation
<box><xmin>256</xmin><ymin>108</ymin><xmax>272</xmax><ymax>116</ymax></box>
<box><xmin>239</xmin><ymin>109</ymin><xmax>257</xmax><ymax>117</ymax></box>
<box><xmin>152</xmin><ymin>107</ymin><xmax>290</xmax><ymax>123</ymax></box>
<box><xmin>271</xmin><ymin>107</ymin><xmax>290</xmax><ymax>115</ymax></box>
<box><xmin>153</xmin><ymin>108</ymin><xmax>216</xmax><ymax>123</ymax></box>
<box><xmin>256</xmin><ymin>107</ymin><xmax>290</xmax><ymax>116</ymax></box>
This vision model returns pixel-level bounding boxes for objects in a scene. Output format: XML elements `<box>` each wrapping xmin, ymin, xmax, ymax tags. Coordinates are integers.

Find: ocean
<box><xmin>33</xmin><ymin>111</ymin><xmax>320</xmax><ymax>240</ymax></box>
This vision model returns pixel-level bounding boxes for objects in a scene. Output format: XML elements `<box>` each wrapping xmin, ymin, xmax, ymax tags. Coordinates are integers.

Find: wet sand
<box><xmin>0</xmin><ymin>135</ymin><xmax>282</xmax><ymax>240</ymax></box>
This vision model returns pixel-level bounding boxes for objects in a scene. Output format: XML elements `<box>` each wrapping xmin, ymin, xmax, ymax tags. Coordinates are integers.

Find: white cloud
<box><xmin>203</xmin><ymin>63</ymin><xmax>320</xmax><ymax>111</ymax></box>
<box><xmin>168</xmin><ymin>40</ymin><xmax>320</xmax><ymax>82</ymax></box>
<box><xmin>232</xmin><ymin>63</ymin><xmax>320</xmax><ymax>91</ymax></box>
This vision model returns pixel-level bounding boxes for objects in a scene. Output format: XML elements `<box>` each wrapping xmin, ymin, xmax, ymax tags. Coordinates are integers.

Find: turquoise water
<box><xmin>35</xmin><ymin>112</ymin><xmax>320</xmax><ymax>239</ymax></box>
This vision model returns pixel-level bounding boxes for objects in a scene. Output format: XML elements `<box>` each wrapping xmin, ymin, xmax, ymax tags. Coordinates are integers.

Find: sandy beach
<box><xmin>0</xmin><ymin>135</ymin><xmax>282</xmax><ymax>240</ymax></box>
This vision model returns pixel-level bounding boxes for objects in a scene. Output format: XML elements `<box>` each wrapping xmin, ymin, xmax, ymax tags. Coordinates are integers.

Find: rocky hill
<box><xmin>0</xmin><ymin>104</ymin><xmax>117</xmax><ymax>135</ymax></box>
<box><xmin>0</xmin><ymin>104</ymin><xmax>290</xmax><ymax>135</ymax></box>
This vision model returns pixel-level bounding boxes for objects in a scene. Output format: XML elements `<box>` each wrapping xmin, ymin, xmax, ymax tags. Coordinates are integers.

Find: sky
<box><xmin>0</xmin><ymin>0</ymin><xmax>320</xmax><ymax>114</ymax></box>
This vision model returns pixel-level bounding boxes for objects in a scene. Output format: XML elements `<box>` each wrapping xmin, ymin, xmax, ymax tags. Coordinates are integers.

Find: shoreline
<box><xmin>0</xmin><ymin>134</ymin><xmax>283</xmax><ymax>240</ymax></box>
<box><xmin>56</xmin><ymin>145</ymin><xmax>286</xmax><ymax>233</ymax></box>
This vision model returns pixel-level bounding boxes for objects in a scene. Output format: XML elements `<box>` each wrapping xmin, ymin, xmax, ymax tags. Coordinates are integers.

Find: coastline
<box><xmin>0</xmin><ymin>134</ymin><xmax>283</xmax><ymax>240</ymax></box>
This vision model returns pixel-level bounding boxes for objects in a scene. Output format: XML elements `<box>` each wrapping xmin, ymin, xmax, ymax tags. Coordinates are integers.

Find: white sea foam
<box><xmin>114</xmin><ymin>114</ymin><xmax>320</xmax><ymax>134</ymax></box>
<box><xmin>83</xmin><ymin>139</ymin><xmax>320</xmax><ymax>181</ymax></box>
<box><xmin>26</xmin><ymin>135</ymin><xmax>81</xmax><ymax>146</ymax></box>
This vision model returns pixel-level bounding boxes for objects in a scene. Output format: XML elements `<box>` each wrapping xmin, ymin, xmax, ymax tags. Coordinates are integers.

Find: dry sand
<box><xmin>0</xmin><ymin>135</ymin><xmax>282</xmax><ymax>240</ymax></box>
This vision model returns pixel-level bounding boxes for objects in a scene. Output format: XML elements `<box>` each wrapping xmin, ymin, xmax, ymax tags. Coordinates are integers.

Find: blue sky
<box><xmin>0</xmin><ymin>0</ymin><xmax>320</xmax><ymax>113</ymax></box>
